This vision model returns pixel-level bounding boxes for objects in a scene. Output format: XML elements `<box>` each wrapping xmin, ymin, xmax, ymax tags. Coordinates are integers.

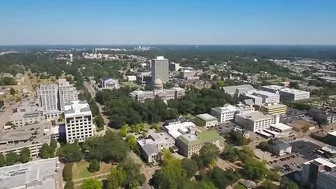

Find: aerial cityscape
<box><xmin>1</xmin><ymin>1</ymin><xmax>336</xmax><ymax>189</ymax></box>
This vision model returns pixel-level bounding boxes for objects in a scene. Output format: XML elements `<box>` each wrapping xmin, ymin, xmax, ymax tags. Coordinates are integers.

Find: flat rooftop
<box><xmin>236</xmin><ymin>111</ymin><xmax>274</xmax><ymax>121</ymax></box>
<box><xmin>64</xmin><ymin>100</ymin><xmax>91</xmax><ymax>116</ymax></box>
<box><xmin>196</xmin><ymin>113</ymin><xmax>217</xmax><ymax>121</ymax></box>
<box><xmin>270</xmin><ymin>123</ymin><xmax>292</xmax><ymax>131</ymax></box>
<box><xmin>212</xmin><ymin>104</ymin><xmax>238</xmax><ymax>112</ymax></box>
<box><xmin>253</xmin><ymin>90</ymin><xmax>280</xmax><ymax>97</ymax></box>
<box><xmin>262</xmin><ymin>85</ymin><xmax>283</xmax><ymax>90</ymax></box>
<box><xmin>0</xmin><ymin>158</ymin><xmax>60</xmax><ymax>189</ymax></box>
<box><xmin>149</xmin><ymin>131</ymin><xmax>175</xmax><ymax>144</ymax></box>
<box><xmin>280</xmin><ymin>88</ymin><xmax>310</xmax><ymax>94</ymax></box>
<box><xmin>304</xmin><ymin>157</ymin><xmax>336</xmax><ymax>168</ymax></box>
<box><xmin>0</xmin><ymin>123</ymin><xmax>51</xmax><ymax>152</ymax></box>
<box><xmin>328</xmin><ymin>131</ymin><xmax>336</xmax><ymax>137</ymax></box>
<box><xmin>164</xmin><ymin>121</ymin><xmax>197</xmax><ymax>139</ymax></box>
<box><xmin>261</xmin><ymin>103</ymin><xmax>287</xmax><ymax>109</ymax></box>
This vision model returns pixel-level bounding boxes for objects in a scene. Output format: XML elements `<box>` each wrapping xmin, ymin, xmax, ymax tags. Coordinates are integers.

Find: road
<box><xmin>83</xmin><ymin>81</ymin><xmax>114</xmax><ymax>134</ymax></box>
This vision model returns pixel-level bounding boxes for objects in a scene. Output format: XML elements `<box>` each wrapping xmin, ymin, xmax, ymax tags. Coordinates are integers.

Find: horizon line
<box><xmin>1</xmin><ymin>44</ymin><xmax>336</xmax><ymax>46</ymax></box>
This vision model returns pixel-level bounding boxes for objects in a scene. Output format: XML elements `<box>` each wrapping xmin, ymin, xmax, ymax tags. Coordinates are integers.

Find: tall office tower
<box><xmin>64</xmin><ymin>101</ymin><xmax>94</xmax><ymax>143</ymax></box>
<box><xmin>69</xmin><ymin>54</ymin><xmax>73</xmax><ymax>62</ymax></box>
<box><xmin>58</xmin><ymin>79</ymin><xmax>78</xmax><ymax>111</ymax></box>
<box><xmin>151</xmin><ymin>56</ymin><xmax>169</xmax><ymax>84</ymax></box>
<box><xmin>38</xmin><ymin>84</ymin><xmax>59</xmax><ymax>120</ymax></box>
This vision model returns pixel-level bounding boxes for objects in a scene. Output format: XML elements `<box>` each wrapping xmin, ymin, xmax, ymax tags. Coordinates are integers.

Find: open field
<box><xmin>72</xmin><ymin>161</ymin><xmax>114</xmax><ymax>181</ymax></box>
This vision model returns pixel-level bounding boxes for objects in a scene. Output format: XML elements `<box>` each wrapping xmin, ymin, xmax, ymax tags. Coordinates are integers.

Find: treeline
<box><xmin>0</xmin><ymin>77</ymin><xmax>17</xmax><ymax>85</ymax></box>
<box><xmin>95</xmin><ymin>87</ymin><xmax>237</xmax><ymax>129</ymax></box>
<box><xmin>0</xmin><ymin>147</ymin><xmax>31</xmax><ymax>167</ymax></box>
<box><xmin>228</xmin><ymin>59</ymin><xmax>292</xmax><ymax>77</ymax></box>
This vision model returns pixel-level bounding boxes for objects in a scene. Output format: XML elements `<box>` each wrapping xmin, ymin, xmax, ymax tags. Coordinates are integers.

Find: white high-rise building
<box><xmin>64</xmin><ymin>101</ymin><xmax>94</xmax><ymax>143</ymax></box>
<box><xmin>151</xmin><ymin>56</ymin><xmax>169</xmax><ymax>84</ymax></box>
<box><xmin>69</xmin><ymin>54</ymin><xmax>73</xmax><ymax>62</ymax></box>
<box><xmin>211</xmin><ymin>104</ymin><xmax>239</xmax><ymax>123</ymax></box>
<box><xmin>38</xmin><ymin>84</ymin><xmax>59</xmax><ymax>120</ymax></box>
<box><xmin>58</xmin><ymin>79</ymin><xmax>78</xmax><ymax>111</ymax></box>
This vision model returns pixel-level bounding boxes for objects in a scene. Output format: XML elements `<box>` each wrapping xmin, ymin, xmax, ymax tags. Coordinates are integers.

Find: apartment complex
<box><xmin>258</xmin><ymin>103</ymin><xmax>287</xmax><ymax>115</ymax></box>
<box><xmin>151</xmin><ymin>56</ymin><xmax>169</xmax><ymax>84</ymax></box>
<box><xmin>64</xmin><ymin>101</ymin><xmax>95</xmax><ymax>143</ymax></box>
<box><xmin>58</xmin><ymin>79</ymin><xmax>78</xmax><ymax>111</ymax></box>
<box><xmin>301</xmin><ymin>158</ymin><xmax>336</xmax><ymax>189</ymax></box>
<box><xmin>261</xmin><ymin>85</ymin><xmax>310</xmax><ymax>101</ymax></box>
<box><xmin>234</xmin><ymin>111</ymin><xmax>276</xmax><ymax>132</ymax></box>
<box><xmin>38</xmin><ymin>84</ymin><xmax>59</xmax><ymax>120</ymax></box>
<box><xmin>176</xmin><ymin>130</ymin><xmax>224</xmax><ymax>158</ymax></box>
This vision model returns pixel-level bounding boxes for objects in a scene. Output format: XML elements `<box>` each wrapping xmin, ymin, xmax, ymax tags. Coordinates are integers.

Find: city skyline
<box><xmin>0</xmin><ymin>0</ymin><xmax>335</xmax><ymax>45</ymax></box>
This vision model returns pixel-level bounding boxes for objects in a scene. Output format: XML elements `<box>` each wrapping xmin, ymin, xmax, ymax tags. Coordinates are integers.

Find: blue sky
<box><xmin>0</xmin><ymin>0</ymin><xmax>335</xmax><ymax>45</ymax></box>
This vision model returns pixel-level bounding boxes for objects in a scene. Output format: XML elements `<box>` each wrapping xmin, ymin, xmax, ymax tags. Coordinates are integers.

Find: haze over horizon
<box><xmin>1</xmin><ymin>0</ymin><xmax>335</xmax><ymax>45</ymax></box>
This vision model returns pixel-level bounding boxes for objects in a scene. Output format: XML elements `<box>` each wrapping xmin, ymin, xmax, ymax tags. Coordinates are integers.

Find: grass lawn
<box><xmin>123</xmin><ymin>82</ymin><xmax>139</xmax><ymax>88</ymax></box>
<box><xmin>72</xmin><ymin>161</ymin><xmax>114</xmax><ymax>180</ymax></box>
<box><xmin>234</xmin><ymin>183</ymin><xmax>245</xmax><ymax>189</ymax></box>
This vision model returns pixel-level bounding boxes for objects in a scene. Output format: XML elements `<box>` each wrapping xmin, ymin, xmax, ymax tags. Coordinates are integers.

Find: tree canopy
<box><xmin>81</xmin><ymin>178</ymin><xmax>102</xmax><ymax>189</ymax></box>
<box><xmin>82</xmin><ymin>131</ymin><xmax>129</xmax><ymax>163</ymax></box>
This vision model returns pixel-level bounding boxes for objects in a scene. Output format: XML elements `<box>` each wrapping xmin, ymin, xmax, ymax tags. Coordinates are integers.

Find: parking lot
<box><xmin>255</xmin><ymin>139</ymin><xmax>324</xmax><ymax>175</ymax></box>
<box><xmin>268</xmin><ymin>153</ymin><xmax>307</xmax><ymax>175</ymax></box>
<box><xmin>290</xmin><ymin>140</ymin><xmax>321</xmax><ymax>160</ymax></box>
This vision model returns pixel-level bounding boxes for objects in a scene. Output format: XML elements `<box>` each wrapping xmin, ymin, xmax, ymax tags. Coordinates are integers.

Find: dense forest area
<box><xmin>95</xmin><ymin>86</ymin><xmax>237</xmax><ymax>129</ymax></box>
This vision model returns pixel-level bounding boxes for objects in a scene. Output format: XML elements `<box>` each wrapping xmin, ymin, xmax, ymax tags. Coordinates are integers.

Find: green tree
<box><xmin>259</xmin><ymin>180</ymin><xmax>277</xmax><ymax>189</ymax></box>
<box><xmin>258</xmin><ymin>141</ymin><xmax>270</xmax><ymax>151</ymax></box>
<box><xmin>279</xmin><ymin>177</ymin><xmax>299</xmax><ymax>189</ymax></box>
<box><xmin>119</xmin><ymin>125</ymin><xmax>129</xmax><ymax>137</ymax></box>
<box><xmin>151</xmin><ymin>123</ymin><xmax>161</xmax><ymax>132</ymax></box>
<box><xmin>39</xmin><ymin>143</ymin><xmax>52</xmax><ymax>159</ymax></box>
<box><xmin>117</xmin><ymin>158</ymin><xmax>142</xmax><ymax>188</ymax></box>
<box><xmin>81</xmin><ymin>178</ymin><xmax>102</xmax><ymax>189</ymax></box>
<box><xmin>88</xmin><ymin>160</ymin><xmax>100</xmax><ymax>173</ymax></box>
<box><xmin>125</xmin><ymin>135</ymin><xmax>138</xmax><ymax>152</ymax></box>
<box><xmin>10</xmin><ymin>88</ymin><xmax>16</xmax><ymax>95</ymax></box>
<box><xmin>82</xmin><ymin>131</ymin><xmax>129</xmax><ymax>163</ymax></box>
<box><xmin>191</xmin><ymin>154</ymin><xmax>204</xmax><ymax>170</ymax></box>
<box><xmin>199</xmin><ymin>143</ymin><xmax>220</xmax><ymax>167</ymax></box>
<box><xmin>207</xmin><ymin>167</ymin><xmax>240</xmax><ymax>189</ymax></box>
<box><xmin>5</xmin><ymin>151</ymin><xmax>18</xmax><ymax>166</ymax></box>
<box><xmin>19</xmin><ymin>147</ymin><xmax>30</xmax><ymax>163</ymax></box>
<box><xmin>64</xmin><ymin>181</ymin><xmax>75</xmax><ymax>189</ymax></box>
<box><xmin>267</xmin><ymin>169</ymin><xmax>281</xmax><ymax>182</ymax></box>
<box><xmin>242</xmin><ymin>158</ymin><xmax>268</xmax><ymax>180</ymax></box>
<box><xmin>94</xmin><ymin>115</ymin><xmax>105</xmax><ymax>129</ymax></box>
<box><xmin>197</xmin><ymin>181</ymin><xmax>217</xmax><ymax>189</ymax></box>
<box><xmin>106</xmin><ymin>167</ymin><xmax>126</xmax><ymax>189</ymax></box>
<box><xmin>181</xmin><ymin>158</ymin><xmax>198</xmax><ymax>178</ymax></box>
<box><xmin>0</xmin><ymin>154</ymin><xmax>5</xmax><ymax>167</ymax></box>
<box><xmin>62</xmin><ymin>163</ymin><xmax>73</xmax><ymax>181</ymax></box>
<box><xmin>50</xmin><ymin>138</ymin><xmax>57</xmax><ymax>155</ymax></box>
<box><xmin>150</xmin><ymin>152</ymin><xmax>187</xmax><ymax>189</ymax></box>
<box><xmin>57</xmin><ymin>143</ymin><xmax>83</xmax><ymax>163</ymax></box>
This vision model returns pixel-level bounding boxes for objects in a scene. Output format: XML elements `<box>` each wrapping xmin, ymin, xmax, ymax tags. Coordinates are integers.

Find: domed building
<box><xmin>129</xmin><ymin>76</ymin><xmax>185</xmax><ymax>102</ymax></box>
<box><xmin>153</xmin><ymin>76</ymin><xmax>164</xmax><ymax>93</ymax></box>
